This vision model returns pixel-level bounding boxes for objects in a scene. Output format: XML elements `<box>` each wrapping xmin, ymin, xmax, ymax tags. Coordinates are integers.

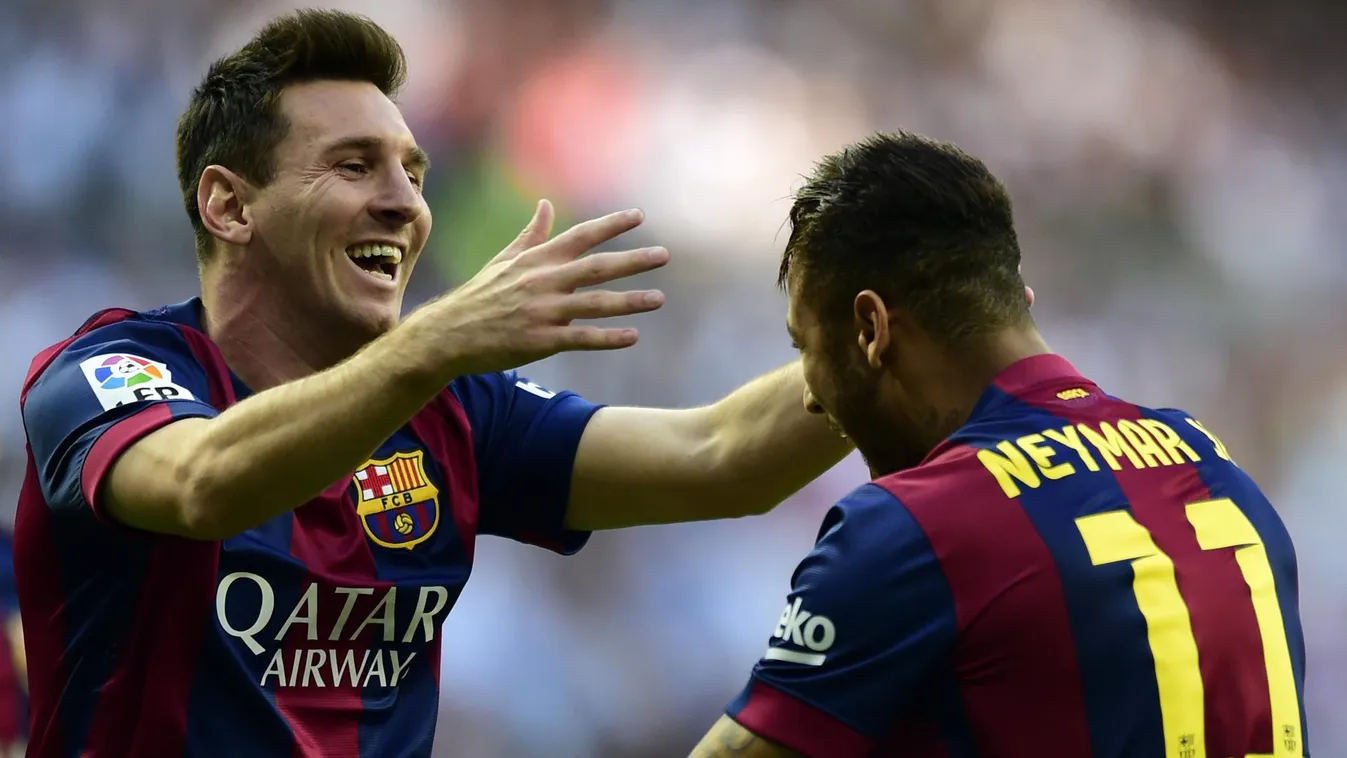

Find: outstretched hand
<box><xmin>417</xmin><ymin>200</ymin><xmax>670</xmax><ymax>378</ymax></box>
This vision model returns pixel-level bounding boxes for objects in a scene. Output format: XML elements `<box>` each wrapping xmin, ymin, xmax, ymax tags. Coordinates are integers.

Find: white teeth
<box><xmin>366</xmin><ymin>269</ymin><xmax>393</xmax><ymax>281</ymax></box>
<box><xmin>345</xmin><ymin>244</ymin><xmax>403</xmax><ymax>264</ymax></box>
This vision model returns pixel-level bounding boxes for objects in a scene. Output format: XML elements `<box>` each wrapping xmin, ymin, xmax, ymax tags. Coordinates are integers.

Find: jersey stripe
<box><xmin>735</xmin><ymin>680</ymin><xmax>874</xmax><ymax>757</ymax></box>
<box><xmin>1005</xmin><ymin>378</ymin><xmax>1286</xmax><ymax>757</ymax></box>
<box><xmin>82</xmin><ymin>539</ymin><xmax>219</xmax><ymax>756</ymax></box>
<box><xmin>274</xmin><ymin>488</ymin><xmax>389</xmax><ymax>757</ymax></box>
<box><xmin>12</xmin><ymin>454</ymin><xmax>72</xmax><ymax>756</ymax></box>
<box><xmin>885</xmin><ymin>446</ymin><xmax>1095</xmax><ymax>757</ymax></box>
<box><xmin>977</xmin><ymin>390</ymin><xmax>1167</xmax><ymax>756</ymax></box>
<box><xmin>1098</xmin><ymin>402</ymin><xmax>1275</xmax><ymax>757</ymax></box>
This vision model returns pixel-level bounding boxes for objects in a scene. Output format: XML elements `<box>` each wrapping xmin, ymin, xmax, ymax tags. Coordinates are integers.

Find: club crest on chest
<box><xmin>351</xmin><ymin>450</ymin><xmax>440</xmax><ymax>550</ymax></box>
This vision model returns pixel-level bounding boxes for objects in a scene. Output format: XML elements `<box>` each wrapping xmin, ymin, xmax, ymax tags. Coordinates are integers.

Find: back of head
<box><xmin>780</xmin><ymin>132</ymin><xmax>1029</xmax><ymax>348</ymax></box>
<box><xmin>176</xmin><ymin>9</ymin><xmax>408</xmax><ymax>261</ymax></box>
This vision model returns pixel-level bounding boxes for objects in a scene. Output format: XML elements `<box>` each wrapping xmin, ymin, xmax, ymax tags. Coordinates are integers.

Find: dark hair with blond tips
<box><xmin>175</xmin><ymin>9</ymin><xmax>408</xmax><ymax>260</ymax></box>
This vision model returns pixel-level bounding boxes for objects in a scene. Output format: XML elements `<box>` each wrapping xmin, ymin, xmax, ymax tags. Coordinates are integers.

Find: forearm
<box><xmin>108</xmin><ymin>320</ymin><xmax>450</xmax><ymax>539</ymax></box>
<box><xmin>566</xmin><ymin>362</ymin><xmax>852</xmax><ymax>531</ymax></box>
<box><xmin>703</xmin><ymin>361</ymin><xmax>852</xmax><ymax>514</ymax></box>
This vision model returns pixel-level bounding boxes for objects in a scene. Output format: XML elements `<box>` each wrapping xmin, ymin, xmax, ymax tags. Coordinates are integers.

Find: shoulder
<box><xmin>802</xmin><ymin>484</ymin><xmax>937</xmax><ymax>582</ymax></box>
<box><xmin>24</xmin><ymin>308</ymin><xmax>210</xmax><ymax>415</ymax></box>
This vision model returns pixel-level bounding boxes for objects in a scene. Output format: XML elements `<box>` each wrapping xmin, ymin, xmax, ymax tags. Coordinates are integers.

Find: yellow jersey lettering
<box><xmin>1117</xmin><ymin>419</ymin><xmax>1173</xmax><ymax>468</ymax></box>
<box><xmin>1043</xmin><ymin>425</ymin><xmax>1102</xmax><ymax>472</ymax></box>
<box><xmin>1138</xmin><ymin>419</ymin><xmax>1202</xmax><ymax>465</ymax></box>
<box><xmin>1016</xmin><ymin>433</ymin><xmax>1076</xmax><ymax>481</ymax></box>
<box><xmin>1078</xmin><ymin>422</ymin><xmax>1144</xmax><ymax>471</ymax></box>
<box><xmin>977</xmin><ymin>441</ymin><xmax>1042</xmax><ymax>499</ymax></box>
<box><xmin>1186</xmin><ymin>418</ymin><xmax>1234</xmax><ymax>464</ymax></box>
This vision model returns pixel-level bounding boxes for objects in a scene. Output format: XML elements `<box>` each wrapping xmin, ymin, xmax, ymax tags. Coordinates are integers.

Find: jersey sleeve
<box><xmin>449</xmin><ymin>371</ymin><xmax>604</xmax><ymax>555</ymax></box>
<box><xmin>21</xmin><ymin>319</ymin><xmax>220</xmax><ymax>526</ymax></box>
<box><xmin>725</xmin><ymin>483</ymin><xmax>958</xmax><ymax>757</ymax></box>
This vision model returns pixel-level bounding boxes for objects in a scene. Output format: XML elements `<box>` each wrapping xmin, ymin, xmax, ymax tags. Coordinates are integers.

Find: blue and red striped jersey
<box><xmin>728</xmin><ymin>354</ymin><xmax>1308</xmax><ymax>758</ymax></box>
<box><xmin>15</xmin><ymin>298</ymin><xmax>601</xmax><ymax>757</ymax></box>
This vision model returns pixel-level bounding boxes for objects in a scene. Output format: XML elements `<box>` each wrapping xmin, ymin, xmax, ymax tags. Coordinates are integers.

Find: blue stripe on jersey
<box><xmin>952</xmin><ymin>387</ymin><xmax>1166</xmax><ymax>758</ymax></box>
<box><xmin>1140</xmin><ymin>408</ymin><xmax>1311</xmax><ymax>755</ymax></box>
<box><xmin>357</xmin><ymin>661</ymin><xmax>438</xmax><ymax>757</ymax></box>
<box><xmin>52</xmin><ymin>524</ymin><xmax>154</xmax><ymax>756</ymax></box>
<box><xmin>181</xmin><ymin>526</ymin><xmax>299</xmax><ymax>757</ymax></box>
<box><xmin>919</xmin><ymin>666</ymin><xmax>980</xmax><ymax>758</ymax></box>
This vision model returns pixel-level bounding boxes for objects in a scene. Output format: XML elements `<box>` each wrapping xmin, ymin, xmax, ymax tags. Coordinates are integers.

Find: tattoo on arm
<box><xmin>690</xmin><ymin>716</ymin><xmax>800</xmax><ymax>758</ymax></box>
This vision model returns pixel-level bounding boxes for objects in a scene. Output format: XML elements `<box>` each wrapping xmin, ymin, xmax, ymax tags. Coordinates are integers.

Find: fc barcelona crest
<box><xmin>352</xmin><ymin>450</ymin><xmax>440</xmax><ymax>550</ymax></box>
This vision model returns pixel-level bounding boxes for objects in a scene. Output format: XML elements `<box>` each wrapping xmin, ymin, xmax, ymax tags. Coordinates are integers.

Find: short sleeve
<box><xmin>725</xmin><ymin>484</ymin><xmax>958</xmax><ymax>758</ymax></box>
<box><xmin>449</xmin><ymin>371</ymin><xmax>603</xmax><ymax>555</ymax></box>
<box><xmin>21</xmin><ymin>319</ymin><xmax>220</xmax><ymax>525</ymax></box>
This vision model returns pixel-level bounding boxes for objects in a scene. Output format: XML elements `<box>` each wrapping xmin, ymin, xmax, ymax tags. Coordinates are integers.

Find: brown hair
<box><xmin>781</xmin><ymin>131</ymin><xmax>1029</xmax><ymax>344</ymax></box>
<box><xmin>175</xmin><ymin>9</ymin><xmax>407</xmax><ymax>259</ymax></box>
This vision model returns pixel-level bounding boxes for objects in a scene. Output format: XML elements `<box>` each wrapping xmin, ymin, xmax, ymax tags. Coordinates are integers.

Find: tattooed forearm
<box><xmin>689</xmin><ymin>716</ymin><xmax>801</xmax><ymax>758</ymax></box>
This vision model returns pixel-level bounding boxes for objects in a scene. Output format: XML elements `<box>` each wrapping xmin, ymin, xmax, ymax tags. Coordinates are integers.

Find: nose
<box><xmin>803</xmin><ymin>388</ymin><xmax>824</xmax><ymax>415</ymax></box>
<box><xmin>369</xmin><ymin>172</ymin><xmax>426</xmax><ymax>229</ymax></box>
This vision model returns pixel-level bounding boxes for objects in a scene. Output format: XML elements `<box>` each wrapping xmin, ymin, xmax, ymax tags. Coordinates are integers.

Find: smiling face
<box><xmin>244</xmin><ymin>79</ymin><xmax>432</xmax><ymax>338</ymax></box>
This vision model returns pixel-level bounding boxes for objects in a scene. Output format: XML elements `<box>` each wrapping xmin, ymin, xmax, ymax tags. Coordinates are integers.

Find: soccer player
<box><xmin>13</xmin><ymin>11</ymin><xmax>851</xmax><ymax>757</ymax></box>
<box><xmin>691</xmin><ymin>133</ymin><xmax>1309</xmax><ymax>757</ymax></box>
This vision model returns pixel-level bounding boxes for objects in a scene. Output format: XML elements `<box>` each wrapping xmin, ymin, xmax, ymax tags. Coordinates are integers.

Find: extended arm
<box><xmin>79</xmin><ymin>206</ymin><xmax>665</xmax><ymax>539</ymax></box>
<box><xmin>566</xmin><ymin>361</ymin><xmax>851</xmax><ymax>530</ymax></box>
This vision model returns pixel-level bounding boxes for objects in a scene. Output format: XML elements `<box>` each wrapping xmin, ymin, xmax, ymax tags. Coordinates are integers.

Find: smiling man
<box><xmin>12</xmin><ymin>10</ymin><xmax>850</xmax><ymax>757</ymax></box>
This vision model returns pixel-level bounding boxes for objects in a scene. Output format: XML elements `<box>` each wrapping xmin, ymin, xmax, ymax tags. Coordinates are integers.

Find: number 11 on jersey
<box><xmin>1075</xmin><ymin>498</ymin><xmax>1303</xmax><ymax>758</ymax></box>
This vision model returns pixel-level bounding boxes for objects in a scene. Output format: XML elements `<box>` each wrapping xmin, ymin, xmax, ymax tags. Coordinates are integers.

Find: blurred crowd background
<box><xmin>2</xmin><ymin>0</ymin><xmax>1345</xmax><ymax>754</ymax></box>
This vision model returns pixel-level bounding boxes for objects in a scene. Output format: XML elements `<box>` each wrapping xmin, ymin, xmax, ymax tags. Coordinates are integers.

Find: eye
<box><xmin>406</xmin><ymin>171</ymin><xmax>424</xmax><ymax>189</ymax></box>
<box><xmin>338</xmin><ymin>161</ymin><xmax>369</xmax><ymax>176</ymax></box>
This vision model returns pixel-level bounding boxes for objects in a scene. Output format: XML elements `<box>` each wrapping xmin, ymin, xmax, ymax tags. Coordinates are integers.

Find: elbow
<box><xmin>172</xmin><ymin>442</ymin><xmax>249</xmax><ymax>542</ymax></box>
<box><xmin>175</xmin><ymin>469</ymin><xmax>238</xmax><ymax>542</ymax></box>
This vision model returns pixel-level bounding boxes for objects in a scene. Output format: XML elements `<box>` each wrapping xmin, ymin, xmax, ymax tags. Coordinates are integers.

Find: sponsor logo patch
<box><xmin>79</xmin><ymin>353</ymin><xmax>195</xmax><ymax>411</ymax></box>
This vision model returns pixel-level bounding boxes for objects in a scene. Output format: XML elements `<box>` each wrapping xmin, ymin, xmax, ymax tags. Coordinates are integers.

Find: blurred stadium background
<box><xmin>2</xmin><ymin>0</ymin><xmax>1345</xmax><ymax>755</ymax></box>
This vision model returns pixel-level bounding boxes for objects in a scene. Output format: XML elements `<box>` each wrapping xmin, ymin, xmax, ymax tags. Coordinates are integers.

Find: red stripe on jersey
<box><xmin>82</xmin><ymin>539</ymin><xmax>219</xmax><ymax>756</ymax></box>
<box><xmin>735</xmin><ymin>679</ymin><xmax>874</xmax><ymax>757</ymax></box>
<box><xmin>882</xmin><ymin>446</ymin><xmax>1095</xmax><ymax>758</ymax></box>
<box><xmin>13</xmin><ymin>455</ymin><xmax>70</xmax><ymax>756</ymax></box>
<box><xmin>408</xmin><ymin>394</ymin><xmax>479</xmax><ymax>561</ymax></box>
<box><xmin>275</xmin><ymin>483</ymin><xmax>388</xmax><ymax>758</ymax></box>
<box><xmin>1094</xmin><ymin>402</ymin><xmax>1274</xmax><ymax>756</ymax></box>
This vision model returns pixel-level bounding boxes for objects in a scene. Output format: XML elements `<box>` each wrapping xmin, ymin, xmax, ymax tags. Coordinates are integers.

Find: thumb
<box><xmin>497</xmin><ymin>199</ymin><xmax>556</xmax><ymax>262</ymax></box>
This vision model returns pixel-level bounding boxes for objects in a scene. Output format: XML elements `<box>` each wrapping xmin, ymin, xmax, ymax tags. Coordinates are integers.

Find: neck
<box><xmin>921</xmin><ymin>325</ymin><xmax>1054</xmax><ymax>440</ymax></box>
<box><xmin>200</xmin><ymin>262</ymin><xmax>361</xmax><ymax>392</ymax></box>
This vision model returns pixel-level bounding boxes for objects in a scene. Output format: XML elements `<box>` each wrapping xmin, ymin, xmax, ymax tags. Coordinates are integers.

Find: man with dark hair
<box><xmin>14</xmin><ymin>10</ymin><xmax>851</xmax><ymax>756</ymax></box>
<box><xmin>691</xmin><ymin>132</ymin><xmax>1308</xmax><ymax>757</ymax></box>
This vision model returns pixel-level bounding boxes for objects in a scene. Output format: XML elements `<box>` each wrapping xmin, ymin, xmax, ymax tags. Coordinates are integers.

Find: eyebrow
<box><xmin>324</xmin><ymin>135</ymin><xmax>431</xmax><ymax>173</ymax></box>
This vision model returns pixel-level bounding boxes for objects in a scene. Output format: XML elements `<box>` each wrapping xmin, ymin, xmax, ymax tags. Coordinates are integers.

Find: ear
<box><xmin>197</xmin><ymin>165</ymin><xmax>254</xmax><ymax>248</ymax></box>
<box><xmin>853</xmin><ymin>290</ymin><xmax>891</xmax><ymax>369</ymax></box>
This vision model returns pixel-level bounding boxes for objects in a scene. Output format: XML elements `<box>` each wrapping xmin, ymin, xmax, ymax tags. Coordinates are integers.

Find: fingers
<box><xmin>496</xmin><ymin>199</ymin><xmax>557</xmax><ymax>263</ymax></box>
<box><xmin>535</xmin><ymin>208</ymin><xmax>645</xmax><ymax>261</ymax></box>
<box><xmin>550</xmin><ymin>325</ymin><xmax>642</xmax><ymax>352</ymax></box>
<box><xmin>556</xmin><ymin>289</ymin><xmax>666</xmax><ymax>320</ymax></box>
<box><xmin>556</xmin><ymin>247</ymin><xmax>670</xmax><ymax>289</ymax></box>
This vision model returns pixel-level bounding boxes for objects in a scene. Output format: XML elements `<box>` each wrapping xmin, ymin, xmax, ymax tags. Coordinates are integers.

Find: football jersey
<box><xmin>15</xmin><ymin>298</ymin><xmax>601</xmax><ymax>757</ymax></box>
<box><xmin>728</xmin><ymin>354</ymin><xmax>1308</xmax><ymax>758</ymax></box>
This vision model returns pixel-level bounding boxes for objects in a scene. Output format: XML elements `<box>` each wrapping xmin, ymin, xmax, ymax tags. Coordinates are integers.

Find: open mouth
<box><xmin>346</xmin><ymin>243</ymin><xmax>402</xmax><ymax>282</ymax></box>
